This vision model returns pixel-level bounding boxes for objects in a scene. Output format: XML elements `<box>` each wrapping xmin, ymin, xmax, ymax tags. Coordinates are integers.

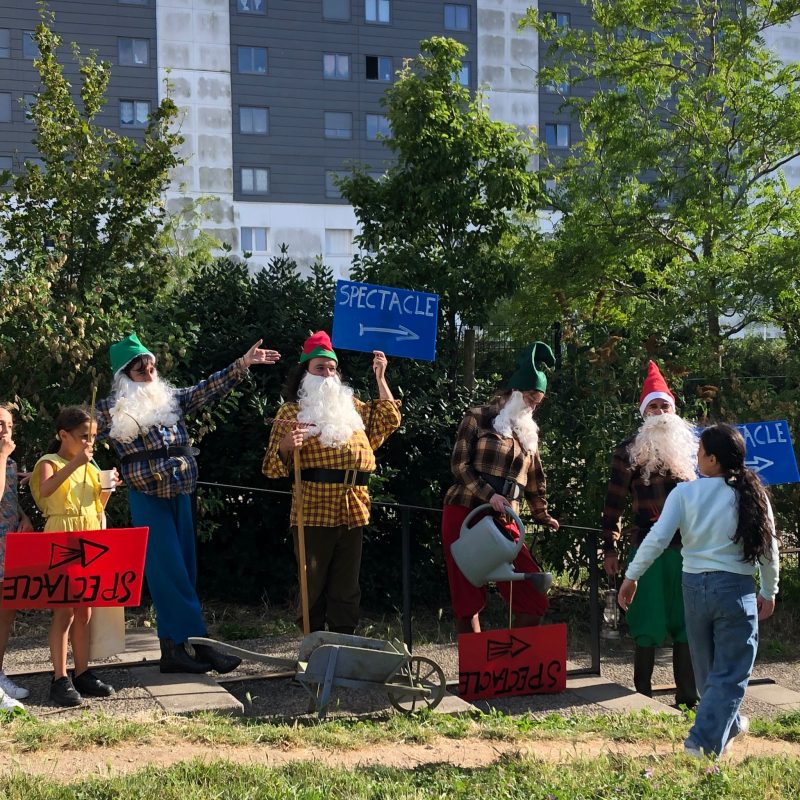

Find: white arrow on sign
<box><xmin>359</xmin><ymin>323</ymin><xmax>420</xmax><ymax>341</ymax></box>
<box><xmin>745</xmin><ymin>456</ymin><xmax>774</xmax><ymax>473</ymax></box>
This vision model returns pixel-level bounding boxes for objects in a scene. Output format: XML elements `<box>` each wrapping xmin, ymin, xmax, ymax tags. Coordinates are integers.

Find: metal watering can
<box><xmin>450</xmin><ymin>503</ymin><xmax>553</xmax><ymax>594</ymax></box>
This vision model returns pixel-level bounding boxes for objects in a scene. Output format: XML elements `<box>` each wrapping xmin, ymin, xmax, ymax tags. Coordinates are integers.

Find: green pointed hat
<box><xmin>507</xmin><ymin>341</ymin><xmax>556</xmax><ymax>393</ymax></box>
<box><xmin>109</xmin><ymin>332</ymin><xmax>154</xmax><ymax>375</ymax></box>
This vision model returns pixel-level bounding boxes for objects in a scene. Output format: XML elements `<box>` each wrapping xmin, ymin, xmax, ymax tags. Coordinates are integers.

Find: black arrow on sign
<box><xmin>486</xmin><ymin>634</ymin><xmax>531</xmax><ymax>661</ymax></box>
<box><xmin>49</xmin><ymin>539</ymin><xmax>110</xmax><ymax>570</ymax></box>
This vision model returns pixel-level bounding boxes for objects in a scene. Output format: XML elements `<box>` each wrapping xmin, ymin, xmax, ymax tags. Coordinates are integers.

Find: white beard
<box><xmin>628</xmin><ymin>413</ymin><xmax>698</xmax><ymax>484</ymax></box>
<box><xmin>108</xmin><ymin>373</ymin><xmax>181</xmax><ymax>443</ymax></box>
<box><xmin>492</xmin><ymin>390</ymin><xmax>539</xmax><ymax>453</ymax></box>
<box><xmin>297</xmin><ymin>373</ymin><xmax>365</xmax><ymax>448</ymax></box>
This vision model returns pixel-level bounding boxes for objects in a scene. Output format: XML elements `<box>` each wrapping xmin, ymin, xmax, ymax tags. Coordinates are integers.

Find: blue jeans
<box><xmin>682</xmin><ymin>571</ymin><xmax>758</xmax><ymax>756</ymax></box>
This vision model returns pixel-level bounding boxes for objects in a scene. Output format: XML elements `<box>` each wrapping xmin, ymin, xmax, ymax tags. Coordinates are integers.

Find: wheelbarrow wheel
<box><xmin>387</xmin><ymin>655</ymin><xmax>446</xmax><ymax>714</ymax></box>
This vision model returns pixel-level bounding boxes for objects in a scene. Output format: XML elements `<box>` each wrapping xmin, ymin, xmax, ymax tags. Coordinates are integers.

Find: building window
<box><xmin>544</xmin><ymin>123</ymin><xmax>570</xmax><ymax>148</ymax></box>
<box><xmin>549</xmin><ymin>12</ymin><xmax>571</xmax><ymax>28</ymax></box>
<box><xmin>323</xmin><ymin>0</ymin><xmax>350</xmax><ymax>20</ymax></box>
<box><xmin>0</xmin><ymin>29</ymin><xmax>10</xmax><ymax>58</ymax></box>
<box><xmin>324</xmin><ymin>111</ymin><xmax>353</xmax><ymax>139</ymax></box>
<box><xmin>238</xmin><ymin>46</ymin><xmax>267</xmax><ymax>74</ymax></box>
<box><xmin>444</xmin><ymin>4</ymin><xmax>469</xmax><ymax>31</ymax></box>
<box><xmin>323</xmin><ymin>53</ymin><xmax>351</xmax><ymax>80</ymax></box>
<box><xmin>120</xmin><ymin>99</ymin><xmax>150</xmax><ymax>127</ymax></box>
<box><xmin>240</xmin><ymin>106</ymin><xmax>269</xmax><ymax>134</ymax></box>
<box><xmin>241</xmin><ymin>226</ymin><xmax>268</xmax><ymax>252</ymax></box>
<box><xmin>0</xmin><ymin>93</ymin><xmax>11</xmax><ymax>123</ymax></box>
<box><xmin>457</xmin><ymin>62</ymin><xmax>470</xmax><ymax>87</ymax></box>
<box><xmin>237</xmin><ymin>0</ymin><xmax>266</xmax><ymax>13</ymax></box>
<box><xmin>241</xmin><ymin>167</ymin><xmax>269</xmax><ymax>194</ymax></box>
<box><xmin>118</xmin><ymin>38</ymin><xmax>149</xmax><ymax>66</ymax></box>
<box><xmin>325</xmin><ymin>170</ymin><xmax>347</xmax><ymax>198</ymax></box>
<box><xmin>24</xmin><ymin>93</ymin><xmax>37</xmax><ymax>123</ymax></box>
<box><xmin>366</xmin><ymin>113</ymin><xmax>391</xmax><ymax>141</ymax></box>
<box><xmin>119</xmin><ymin>0</ymin><xmax>148</xmax><ymax>5</ymax></box>
<box><xmin>365</xmin><ymin>0</ymin><xmax>390</xmax><ymax>24</ymax></box>
<box><xmin>544</xmin><ymin>80</ymin><xmax>570</xmax><ymax>94</ymax></box>
<box><xmin>22</xmin><ymin>32</ymin><xmax>39</xmax><ymax>59</ymax></box>
<box><xmin>365</xmin><ymin>55</ymin><xmax>392</xmax><ymax>81</ymax></box>
<box><xmin>0</xmin><ymin>156</ymin><xmax>11</xmax><ymax>180</ymax></box>
<box><xmin>325</xmin><ymin>228</ymin><xmax>353</xmax><ymax>256</ymax></box>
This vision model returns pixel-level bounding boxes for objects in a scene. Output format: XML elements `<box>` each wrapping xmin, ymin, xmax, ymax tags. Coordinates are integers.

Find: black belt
<box><xmin>480</xmin><ymin>472</ymin><xmax>524</xmax><ymax>501</ymax></box>
<box><xmin>300</xmin><ymin>468</ymin><xmax>371</xmax><ymax>487</ymax></box>
<box><xmin>120</xmin><ymin>446</ymin><xmax>199</xmax><ymax>465</ymax></box>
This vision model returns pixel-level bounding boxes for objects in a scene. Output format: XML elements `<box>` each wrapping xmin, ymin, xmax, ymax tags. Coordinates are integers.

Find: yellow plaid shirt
<box><xmin>262</xmin><ymin>398</ymin><xmax>401</xmax><ymax>529</ymax></box>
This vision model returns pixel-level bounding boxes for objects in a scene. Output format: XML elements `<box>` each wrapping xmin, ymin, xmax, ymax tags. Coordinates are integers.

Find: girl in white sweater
<box><xmin>619</xmin><ymin>423</ymin><xmax>779</xmax><ymax>758</ymax></box>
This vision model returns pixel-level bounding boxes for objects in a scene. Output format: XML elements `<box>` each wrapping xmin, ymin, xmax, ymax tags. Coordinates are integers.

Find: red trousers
<box><xmin>441</xmin><ymin>504</ymin><xmax>548</xmax><ymax>618</ymax></box>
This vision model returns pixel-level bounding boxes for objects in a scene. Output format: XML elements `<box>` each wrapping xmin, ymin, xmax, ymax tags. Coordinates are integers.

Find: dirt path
<box><xmin>4</xmin><ymin>736</ymin><xmax>800</xmax><ymax>782</ymax></box>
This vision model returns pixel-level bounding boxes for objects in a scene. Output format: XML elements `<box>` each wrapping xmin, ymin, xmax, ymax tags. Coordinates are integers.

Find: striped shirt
<box><xmin>443</xmin><ymin>404</ymin><xmax>550</xmax><ymax>522</ymax></box>
<box><xmin>262</xmin><ymin>398</ymin><xmax>401</xmax><ymax>529</ymax></box>
<box><xmin>96</xmin><ymin>359</ymin><xmax>249</xmax><ymax>499</ymax></box>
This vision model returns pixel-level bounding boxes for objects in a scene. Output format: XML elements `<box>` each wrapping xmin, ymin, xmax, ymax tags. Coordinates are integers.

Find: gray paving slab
<box><xmin>746</xmin><ymin>682</ymin><xmax>800</xmax><ymax>709</ymax></box>
<box><xmin>121</xmin><ymin>629</ymin><xmax>161</xmax><ymax>662</ymax></box>
<box><xmin>434</xmin><ymin>690</ymin><xmax>476</xmax><ymax>715</ymax></box>
<box><xmin>137</xmin><ymin>665</ymin><xmax>244</xmax><ymax>715</ymax></box>
<box><xmin>567</xmin><ymin>675</ymin><xmax>681</xmax><ymax>715</ymax></box>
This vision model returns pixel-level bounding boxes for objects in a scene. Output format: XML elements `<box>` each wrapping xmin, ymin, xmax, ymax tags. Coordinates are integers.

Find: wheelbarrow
<box><xmin>189</xmin><ymin>632</ymin><xmax>446</xmax><ymax>719</ymax></box>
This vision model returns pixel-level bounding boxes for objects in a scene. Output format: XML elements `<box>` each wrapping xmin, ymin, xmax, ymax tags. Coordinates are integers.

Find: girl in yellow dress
<box><xmin>31</xmin><ymin>407</ymin><xmax>117</xmax><ymax>707</ymax></box>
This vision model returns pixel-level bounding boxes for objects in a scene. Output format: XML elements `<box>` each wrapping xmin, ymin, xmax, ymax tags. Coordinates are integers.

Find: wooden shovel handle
<box><xmin>294</xmin><ymin>448</ymin><xmax>311</xmax><ymax>635</ymax></box>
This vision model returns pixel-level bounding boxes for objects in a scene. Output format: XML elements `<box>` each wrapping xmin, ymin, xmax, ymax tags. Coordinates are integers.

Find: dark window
<box><xmin>0</xmin><ymin>93</ymin><xmax>11</xmax><ymax>123</ymax></box>
<box><xmin>0</xmin><ymin>29</ymin><xmax>10</xmax><ymax>58</ymax></box>
<box><xmin>544</xmin><ymin>123</ymin><xmax>570</xmax><ymax>148</ymax></box>
<box><xmin>457</xmin><ymin>62</ymin><xmax>470</xmax><ymax>87</ymax></box>
<box><xmin>324</xmin><ymin>111</ymin><xmax>353</xmax><ymax>139</ymax></box>
<box><xmin>240</xmin><ymin>106</ymin><xmax>269</xmax><ymax>134</ymax></box>
<box><xmin>0</xmin><ymin>156</ymin><xmax>12</xmax><ymax>182</ymax></box>
<box><xmin>444</xmin><ymin>4</ymin><xmax>470</xmax><ymax>31</ymax></box>
<box><xmin>237</xmin><ymin>0</ymin><xmax>266</xmax><ymax>13</ymax></box>
<box><xmin>241</xmin><ymin>167</ymin><xmax>269</xmax><ymax>194</ymax></box>
<box><xmin>365</xmin><ymin>0</ymin><xmax>390</xmax><ymax>24</ymax></box>
<box><xmin>366</xmin><ymin>113</ymin><xmax>391</xmax><ymax>140</ymax></box>
<box><xmin>325</xmin><ymin>170</ymin><xmax>346</xmax><ymax>198</ymax></box>
<box><xmin>238</xmin><ymin>46</ymin><xmax>267</xmax><ymax>74</ymax></box>
<box><xmin>323</xmin><ymin>53</ymin><xmax>351</xmax><ymax>79</ymax></box>
<box><xmin>323</xmin><ymin>0</ymin><xmax>350</xmax><ymax>20</ymax></box>
<box><xmin>365</xmin><ymin>55</ymin><xmax>392</xmax><ymax>81</ymax></box>
<box><xmin>549</xmin><ymin>12</ymin><xmax>570</xmax><ymax>28</ymax></box>
<box><xmin>544</xmin><ymin>80</ymin><xmax>570</xmax><ymax>94</ymax></box>
<box><xmin>118</xmin><ymin>38</ymin><xmax>149</xmax><ymax>66</ymax></box>
<box><xmin>23</xmin><ymin>31</ymin><xmax>39</xmax><ymax>59</ymax></box>
<box><xmin>120</xmin><ymin>99</ymin><xmax>150</xmax><ymax>127</ymax></box>
<box><xmin>119</xmin><ymin>0</ymin><xmax>149</xmax><ymax>5</ymax></box>
<box><xmin>241</xmin><ymin>226</ymin><xmax>268</xmax><ymax>251</ymax></box>
<box><xmin>24</xmin><ymin>93</ymin><xmax>37</xmax><ymax>123</ymax></box>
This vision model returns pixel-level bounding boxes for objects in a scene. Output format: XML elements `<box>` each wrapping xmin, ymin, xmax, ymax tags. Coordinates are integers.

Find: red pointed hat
<box><xmin>299</xmin><ymin>331</ymin><xmax>338</xmax><ymax>364</ymax></box>
<box><xmin>639</xmin><ymin>360</ymin><xmax>675</xmax><ymax>415</ymax></box>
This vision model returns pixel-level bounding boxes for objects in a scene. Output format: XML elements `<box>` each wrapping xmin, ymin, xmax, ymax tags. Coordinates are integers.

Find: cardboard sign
<box><xmin>332</xmin><ymin>279</ymin><xmax>439</xmax><ymax>361</ymax></box>
<box><xmin>1</xmin><ymin>527</ymin><xmax>148</xmax><ymax>609</ymax></box>
<box><xmin>458</xmin><ymin>623</ymin><xmax>567</xmax><ymax>700</ymax></box>
<box><xmin>736</xmin><ymin>420</ymin><xmax>799</xmax><ymax>486</ymax></box>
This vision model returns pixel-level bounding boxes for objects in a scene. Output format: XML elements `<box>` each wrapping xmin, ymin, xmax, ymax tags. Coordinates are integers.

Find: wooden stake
<box><xmin>294</xmin><ymin>447</ymin><xmax>311</xmax><ymax>635</ymax></box>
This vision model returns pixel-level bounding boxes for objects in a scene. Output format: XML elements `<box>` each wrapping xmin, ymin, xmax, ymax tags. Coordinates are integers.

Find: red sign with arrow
<box><xmin>457</xmin><ymin>623</ymin><xmax>567</xmax><ymax>700</ymax></box>
<box><xmin>1</xmin><ymin>528</ymin><xmax>148</xmax><ymax>609</ymax></box>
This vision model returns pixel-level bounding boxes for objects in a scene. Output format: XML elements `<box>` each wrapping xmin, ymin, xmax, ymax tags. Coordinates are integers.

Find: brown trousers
<box><xmin>291</xmin><ymin>525</ymin><xmax>363</xmax><ymax>632</ymax></box>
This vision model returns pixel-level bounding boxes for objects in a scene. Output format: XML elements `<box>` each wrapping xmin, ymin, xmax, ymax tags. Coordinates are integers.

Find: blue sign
<box><xmin>736</xmin><ymin>420</ymin><xmax>799</xmax><ymax>486</ymax></box>
<box><xmin>332</xmin><ymin>280</ymin><xmax>439</xmax><ymax>361</ymax></box>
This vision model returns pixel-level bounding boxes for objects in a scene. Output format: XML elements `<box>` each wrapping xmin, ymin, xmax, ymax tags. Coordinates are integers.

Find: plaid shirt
<box><xmin>601</xmin><ymin>436</ymin><xmax>683</xmax><ymax>553</ymax></box>
<box><xmin>443</xmin><ymin>404</ymin><xmax>550</xmax><ymax>522</ymax></box>
<box><xmin>262</xmin><ymin>398</ymin><xmax>401</xmax><ymax>529</ymax></box>
<box><xmin>96</xmin><ymin>359</ymin><xmax>249</xmax><ymax>499</ymax></box>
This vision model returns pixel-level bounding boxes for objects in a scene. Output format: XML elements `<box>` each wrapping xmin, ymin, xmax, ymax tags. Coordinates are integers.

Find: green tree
<box><xmin>520</xmin><ymin>0</ymin><xmax>800</xmax><ymax>369</ymax></box>
<box><xmin>0</xmin><ymin>10</ymin><xmax>186</xmax><ymax>454</ymax></box>
<box><xmin>338</xmin><ymin>37</ymin><xmax>541</xmax><ymax>378</ymax></box>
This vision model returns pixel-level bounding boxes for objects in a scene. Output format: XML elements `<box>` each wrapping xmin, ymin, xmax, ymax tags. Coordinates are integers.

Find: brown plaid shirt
<box><xmin>443</xmin><ymin>404</ymin><xmax>550</xmax><ymax>521</ymax></box>
<box><xmin>601</xmin><ymin>436</ymin><xmax>683</xmax><ymax>553</ymax></box>
<box><xmin>262</xmin><ymin>398</ymin><xmax>401</xmax><ymax>529</ymax></box>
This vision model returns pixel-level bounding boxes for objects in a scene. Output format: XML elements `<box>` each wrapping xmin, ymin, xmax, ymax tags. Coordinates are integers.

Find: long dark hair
<box><xmin>48</xmin><ymin>406</ymin><xmax>92</xmax><ymax>454</ymax></box>
<box><xmin>700</xmin><ymin>424</ymin><xmax>775</xmax><ymax>564</ymax></box>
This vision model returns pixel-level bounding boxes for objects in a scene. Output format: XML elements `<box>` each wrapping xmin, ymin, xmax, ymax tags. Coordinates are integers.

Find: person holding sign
<box><xmin>619</xmin><ymin>424</ymin><xmax>779</xmax><ymax>758</ymax></box>
<box><xmin>263</xmin><ymin>331</ymin><xmax>401</xmax><ymax>634</ymax></box>
<box><xmin>441</xmin><ymin>341</ymin><xmax>560</xmax><ymax>634</ymax></box>
<box><xmin>602</xmin><ymin>361</ymin><xmax>699</xmax><ymax>708</ymax></box>
<box><xmin>31</xmin><ymin>406</ymin><xmax>118</xmax><ymax>707</ymax></box>
<box><xmin>96</xmin><ymin>333</ymin><xmax>281</xmax><ymax>675</ymax></box>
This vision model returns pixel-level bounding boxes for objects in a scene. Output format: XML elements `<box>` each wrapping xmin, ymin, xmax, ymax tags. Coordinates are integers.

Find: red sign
<box><xmin>457</xmin><ymin>623</ymin><xmax>567</xmax><ymax>700</ymax></box>
<box><xmin>1</xmin><ymin>528</ymin><xmax>148</xmax><ymax>609</ymax></box>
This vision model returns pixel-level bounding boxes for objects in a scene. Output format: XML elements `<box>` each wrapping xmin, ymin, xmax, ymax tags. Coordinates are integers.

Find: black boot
<box><xmin>192</xmin><ymin>643</ymin><xmax>242</xmax><ymax>675</ymax></box>
<box><xmin>633</xmin><ymin>645</ymin><xmax>656</xmax><ymax>697</ymax></box>
<box><xmin>159</xmin><ymin>638</ymin><xmax>212</xmax><ymax>674</ymax></box>
<box><xmin>673</xmin><ymin>641</ymin><xmax>699</xmax><ymax>708</ymax></box>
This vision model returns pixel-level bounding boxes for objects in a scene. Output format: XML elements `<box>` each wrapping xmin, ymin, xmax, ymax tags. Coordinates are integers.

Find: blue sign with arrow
<box><xmin>332</xmin><ymin>279</ymin><xmax>439</xmax><ymax>361</ymax></box>
<box><xmin>735</xmin><ymin>420</ymin><xmax>799</xmax><ymax>486</ymax></box>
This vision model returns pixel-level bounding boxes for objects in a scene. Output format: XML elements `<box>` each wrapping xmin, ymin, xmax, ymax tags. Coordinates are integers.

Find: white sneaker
<box><xmin>684</xmin><ymin>743</ymin><xmax>705</xmax><ymax>758</ymax></box>
<box><xmin>0</xmin><ymin>670</ymin><xmax>30</xmax><ymax>700</ymax></box>
<box><xmin>723</xmin><ymin>715</ymin><xmax>750</xmax><ymax>755</ymax></box>
<box><xmin>0</xmin><ymin>688</ymin><xmax>24</xmax><ymax>711</ymax></box>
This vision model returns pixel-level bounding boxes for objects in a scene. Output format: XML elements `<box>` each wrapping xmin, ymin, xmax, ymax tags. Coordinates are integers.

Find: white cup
<box><xmin>99</xmin><ymin>468</ymin><xmax>117</xmax><ymax>491</ymax></box>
